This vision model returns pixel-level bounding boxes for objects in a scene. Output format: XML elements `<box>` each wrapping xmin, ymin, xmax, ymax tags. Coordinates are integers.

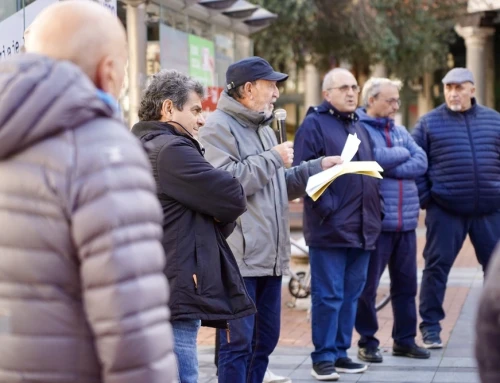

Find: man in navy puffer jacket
<box><xmin>412</xmin><ymin>67</ymin><xmax>500</xmax><ymax>349</ymax></box>
<box><xmin>354</xmin><ymin>78</ymin><xmax>430</xmax><ymax>363</ymax></box>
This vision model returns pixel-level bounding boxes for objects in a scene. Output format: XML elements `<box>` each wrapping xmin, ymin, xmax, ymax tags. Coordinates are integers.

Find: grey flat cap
<box><xmin>442</xmin><ymin>67</ymin><xmax>474</xmax><ymax>85</ymax></box>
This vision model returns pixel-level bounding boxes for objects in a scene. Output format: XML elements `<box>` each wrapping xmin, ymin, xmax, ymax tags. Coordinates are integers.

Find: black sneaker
<box><xmin>311</xmin><ymin>361</ymin><xmax>340</xmax><ymax>381</ymax></box>
<box><xmin>358</xmin><ymin>347</ymin><xmax>383</xmax><ymax>363</ymax></box>
<box><xmin>393</xmin><ymin>343</ymin><xmax>431</xmax><ymax>359</ymax></box>
<box><xmin>422</xmin><ymin>332</ymin><xmax>443</xmax><ymax>349</ymax></box>
<box><xmin>334</xmin><ymin>357</ymin><xmax>368</xmax><ymax>373</ymax></box>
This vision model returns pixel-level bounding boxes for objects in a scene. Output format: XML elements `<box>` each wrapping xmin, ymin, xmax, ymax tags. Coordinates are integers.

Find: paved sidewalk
<box><xmin>197</xmin><ymin>211</ymin><xmax>486</xmax><ymax>382</ymax></box>
<box><xmin>198</xmin><ymin>284</ymin><xmax>482</xmax><ymax>382</ymax></box>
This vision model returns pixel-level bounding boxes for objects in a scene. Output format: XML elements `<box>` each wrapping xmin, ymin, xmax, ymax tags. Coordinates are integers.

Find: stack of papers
<box><xmin>305</xmin><ymin>133</ymin><xmax>383</xmax><ymax>201</ymax></box>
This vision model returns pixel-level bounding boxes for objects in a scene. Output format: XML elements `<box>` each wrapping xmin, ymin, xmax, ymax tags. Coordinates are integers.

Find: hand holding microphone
<box><xmin>274</xmin><ymin>108</ymin><xmax>287</xmax><ymax>144</ymax></box>
<box><xmin>272</xmin><ymin>108</ymin><xmax>293</xmax><ymax>167</ymax></box>
<box><xmin>273</xmin><ymin>141</ymin><xmax>294</xmax><ymax>167</ymax></box>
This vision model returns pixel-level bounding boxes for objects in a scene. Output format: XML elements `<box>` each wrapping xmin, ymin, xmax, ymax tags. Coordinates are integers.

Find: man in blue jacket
<box><xmin>354</xmin><ymin>78</ymin><xmax>430</xmax><ymax>363</ymax></box>
<box><xmin>293</xmin><ymin>68</ymin><xmax>382</xmax><ymax>381</ymax></box>
<box><xmin>412</xmin><ymin>68</ymin><xmax>500</xmax><ymax>349</ymax></box>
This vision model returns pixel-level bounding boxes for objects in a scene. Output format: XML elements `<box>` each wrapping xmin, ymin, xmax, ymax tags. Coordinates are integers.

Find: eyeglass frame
<box><xmin>326</xmin><ymin>85</ymin><xmax>361</xmax><ymax>93</ymax></box>
<box><xmin>378</xmin><ymin>97</ymin><xmax>401</xmax><ymax>107</ymax></box>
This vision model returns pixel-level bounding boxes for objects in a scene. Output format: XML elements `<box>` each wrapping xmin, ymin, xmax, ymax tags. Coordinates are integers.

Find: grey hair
<box><xmin>322</xmin><ymin>68</ymin><xmax>353</xmax><ymax>91</ymax></box>
<box><xmin>227</xmin><ymin>81</ymin><xmax>257</xmax><ymax>100</ymax></box>
<box><xmin>361</xmin><ymin>77</ymin><xmax>402</xmax><ymax>107</ymax></box>
<box><xmin>138</xmin><ymin>69</ymin><xmax>205</xmax><ymax>121</ymax></box>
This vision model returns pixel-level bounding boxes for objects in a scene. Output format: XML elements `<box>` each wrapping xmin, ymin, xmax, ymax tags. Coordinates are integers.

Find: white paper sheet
<box><xmin>306</xmin><ymin>133</ymin><xmax>359</xmax><ymax>196</ymax></box>
<box><xmin>305</xmin><ymin>133</ymin><xmax>382</xmax><ymax>200</ymax></box>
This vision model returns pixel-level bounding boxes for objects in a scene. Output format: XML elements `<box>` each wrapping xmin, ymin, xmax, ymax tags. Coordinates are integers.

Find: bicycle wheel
<box><xmin>375</xmin><ymin>292</ymin><xmax>391</xmax><ymax>311</ymax></box>
<box><xmin>288</xmin><ymin>271</ymin><xmax>310</xmax><ymax>298</ymax></box>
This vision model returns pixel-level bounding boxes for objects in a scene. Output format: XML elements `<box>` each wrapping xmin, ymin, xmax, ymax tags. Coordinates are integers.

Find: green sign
<box><xmin>188</xmin><ymin>34</ymin><xmax>215</xmax><ymax>87</ymax></box>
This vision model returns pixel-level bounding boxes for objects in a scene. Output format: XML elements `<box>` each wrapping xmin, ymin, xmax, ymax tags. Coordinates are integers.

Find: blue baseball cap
<box><xmin>442</xmin><ymin>67</ymin><xmax>475</xmax><ymax>85</ymax></box>
<box><xmin>226</xmin><ymin>56</ymin><xmax>288</xmax><ymax>90</ymax></box>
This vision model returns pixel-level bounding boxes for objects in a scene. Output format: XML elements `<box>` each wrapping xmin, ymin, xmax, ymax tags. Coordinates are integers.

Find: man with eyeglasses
<box><xmin>412</xmin><ymin>68</ymin><xmax>500</xmax><ymax>350</ymax></box>
<box><xmin>354</xmin><ymin>77</ymin><xmax>429</xmax><ymax>363</ymax></box>
<box><xmin>293</xmin><ymin>68</ymin><xmax>383</xmax><ymax>381</ymax></box>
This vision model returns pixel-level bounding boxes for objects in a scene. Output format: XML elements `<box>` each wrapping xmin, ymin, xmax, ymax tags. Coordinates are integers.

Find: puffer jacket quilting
<box><xmin>0</xmin><ymin>54</ymin><xmax>176</xmax><ymax>383</ymax></box>
<box><xmin>411</xmin><ymin>100</ymin><xmax>500</xmax><ymax>215</ymax></box>
<box><xmin>357</xmin><ymin>108</ymin><xmax>427</xmax><ymax>232</ymax></box>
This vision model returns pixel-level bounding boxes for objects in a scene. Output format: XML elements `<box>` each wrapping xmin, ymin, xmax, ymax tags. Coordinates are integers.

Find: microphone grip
<box><xmin>277</xmin><ymin>119</ymin><xmax>287</xmax><ymax>144</ymax></box>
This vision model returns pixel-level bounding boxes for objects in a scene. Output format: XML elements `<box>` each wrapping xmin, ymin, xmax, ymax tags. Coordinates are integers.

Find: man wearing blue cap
<box><xmin>199</xmin><ymin>56</ymin><xmax>343</xmax><ymax>383</ymax></box>
<box><xmin>412</xmin><ymin>67</ymin><xmax>500</xmax><ymax>349</ymax></box>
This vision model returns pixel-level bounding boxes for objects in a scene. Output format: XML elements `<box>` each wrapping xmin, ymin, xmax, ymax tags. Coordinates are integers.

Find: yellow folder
<box><xmin>306</xmin><ymin>161</ymin><xmax>383</xmax><ymax>201</ymax></box>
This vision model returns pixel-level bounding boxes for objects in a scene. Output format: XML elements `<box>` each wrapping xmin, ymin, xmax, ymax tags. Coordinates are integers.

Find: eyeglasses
<box><xmin>327</xmin><ymin>85</ymin><xmax>361</xmax><ymax>93</ymax></box>
<box><xmin>384</xmin><ymin>98</ymin><xmax>402</xmax><ymax>107</ymax></box>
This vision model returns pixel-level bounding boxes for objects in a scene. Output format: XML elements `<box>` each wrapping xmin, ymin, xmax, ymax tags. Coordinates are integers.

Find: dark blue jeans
<box><xmin>356</xmin><ymin>231</ymin><xmax>417</xmax><ymax>348</ymax></box>
<box><xmin>309</xmin><ymin>247</ymin><xmax>370</xmax><ymax>364</ymax></box>
<box><xmin>217</xmin><ymin>276</ymin><xmax>282</xmax><ymax>383</ymax></box>
<box><xmin>419</xmin><ymin>203</ymin><xmax>500</xmax><ymax>335</ymax></box>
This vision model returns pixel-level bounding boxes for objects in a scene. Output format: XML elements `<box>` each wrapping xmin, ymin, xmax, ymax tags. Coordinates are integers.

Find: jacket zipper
<box><xmin>194</xmin><ymin>275</ymin><xmax>231</xmax><ymax>343</ymax></box>
<box><xmin>226</xmin><ymin>321</ymin><xmax>231</xmax><ymax>343</ymax></box>
<box><xmin>193</xmin><ymin>274</ymin><xmax>198</xmax><ymax>291</ymax></box>
<box><xmin>257</xmin><ymin>125</ymin><xmax>281</xmax><ymax>275</ymax></box>
<box><xmin>397</xmin><ymin>181</ymin><xmax>403</xmax><ymax>231</ymax></box>
<box><xmin>464</xmin><ymin>114</ymin><xmax>479</xmax><ymax>212</ymax></box>
<box><xmin>384</xmin><ymin>125</ymin><xmax>403</xmax><ymax>231</ymax></box>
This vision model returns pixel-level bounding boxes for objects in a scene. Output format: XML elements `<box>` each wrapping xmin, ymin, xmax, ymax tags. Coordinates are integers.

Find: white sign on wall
<box><xmin>0</xmin><ymin>0</ymin><xmax>117</xmax><ymax>62</ymax></box>
<box><xmin>0</xmin><ymin>0</ymin><xmax>57</xmax><ymax>61</ymax></box>
<box><xmin>94</xmin><ymin>0</ymin><xmax>117</xmax><ymax>15</ymax></box>
<box><xmin>468</xmin><ymin>0</ymin><xmax>500</xmax><ymax>12</ymax></box>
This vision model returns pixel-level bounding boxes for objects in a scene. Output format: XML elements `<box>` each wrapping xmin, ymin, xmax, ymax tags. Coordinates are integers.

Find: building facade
<box><xmin>0</xmin><ymin>0</ymin><xmax>275</xmax><ymax>126</ymax></box>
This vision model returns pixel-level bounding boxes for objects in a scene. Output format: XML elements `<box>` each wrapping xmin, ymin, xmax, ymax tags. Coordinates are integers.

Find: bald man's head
<box><xmin>25</xmin><ymin>0</ymin><xmax>127</xmax><ymax>99</ymax></box>
<box><xmin>322</xmin><ymin>68</ymin><xmax>359</xmax><ymax>113</ymax></box>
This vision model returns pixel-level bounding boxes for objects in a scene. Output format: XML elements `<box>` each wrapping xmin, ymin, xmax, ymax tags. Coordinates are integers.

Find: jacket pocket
<box><xmin>240</xmin><ymin>214</ymin><xmax>255</xmax><ymax>262</ymax></box>
<box><xmin>312</xmin><ymin>189</ymin><xmax>337</xmax><ymax>223</ymax></box>
<box><xmin>193</xmin><ymin>243</ymin><xmax>203</xmax><ymax>295</ymax></box>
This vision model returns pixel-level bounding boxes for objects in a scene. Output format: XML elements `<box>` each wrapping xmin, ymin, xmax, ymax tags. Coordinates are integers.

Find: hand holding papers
<box><xmin>305</xmin><ymin>134</ymin><xmax>383</xmax><ymax>201</ymax></box>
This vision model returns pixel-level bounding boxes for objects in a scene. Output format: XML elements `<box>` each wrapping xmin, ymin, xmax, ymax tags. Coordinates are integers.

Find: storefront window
<box><xmin>160</xmin><ymin>5</ymin><xmax>187</xmax><ymax>32</ymax></box>
<box><xmin>0</xmin><ymin>0</ymin><xmax>17</xmax><ymax>23</ymax></box>
<box><xmin>187</xmin><ymin>16</ymin><xmax>213</xmax><ymax>41</ymax></box>
<box><xmin>214</xmin><ymin>26</ymin><xmax>234</xmax><ymax>87</ymax></box>
<box><xmin>0</xmin><ymin>0</ymin><xmax>61</xmax><ymax>61</ymax></box>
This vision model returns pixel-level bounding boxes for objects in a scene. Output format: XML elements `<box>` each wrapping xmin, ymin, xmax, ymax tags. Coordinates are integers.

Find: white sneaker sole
<box><xmin>335</xmin><ymin>365</ymin><xmax>368</xmax><ymax>374</ymax></box>
<box><xmin>423</xmin><ymin>342</ymin><xmax>443</xmax><ymax>349</ymax></box>
<box><xmin>311</xmin><ymin>369</ymin><xmax>340</xmax><ymax>381</ymax></box>
<box><xmin>263</xmin><ymin>378</ymin><xmax>292</xmax><ymax>383</ymax></box>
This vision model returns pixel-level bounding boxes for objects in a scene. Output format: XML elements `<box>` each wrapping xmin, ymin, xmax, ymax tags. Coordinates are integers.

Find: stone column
<box><xmin>234</xmin><ymin>34</ymin><xmax>252</xmax><ymax>61</ymax></box>
<box><xmin>126</xmin><ymin>1</ymin><xmax>147</xmax><ymax>127</ymax></box>
<box><xmin>455</xmin><ymin>25</ymin><xmax>495</xmax><ymax>105</ymax></box>
<box><xmin>304</xmin><ymin>61</ymin><xmax>321</xmax><ymax>108</ymax></box>
<box><xmin>485</xmin><ymin>33</ymin><xmax>495</xmax><ymax>109</ymax></box>
<box><xmin>370</xmin><ymin>63</ymin><xmax>387</xmax><ymax>78</ymax></box>
<box><xmin>417</xmin><ymin>72</ymin><xmax>434</xmax><ymax>117</ymax></box>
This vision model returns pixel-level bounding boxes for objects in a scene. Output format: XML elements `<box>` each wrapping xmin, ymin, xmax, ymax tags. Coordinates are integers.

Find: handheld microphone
<box><xmin>274</xmin><ymin>109</ymin><xmax>287</xmax><ymax>144</ymax></box>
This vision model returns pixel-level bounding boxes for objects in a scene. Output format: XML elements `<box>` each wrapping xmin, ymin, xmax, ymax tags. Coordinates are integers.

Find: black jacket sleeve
<box><xmin>158</xmin><ymin>138</ymin><xmax>246</xmax><ymax>222</ymax></box>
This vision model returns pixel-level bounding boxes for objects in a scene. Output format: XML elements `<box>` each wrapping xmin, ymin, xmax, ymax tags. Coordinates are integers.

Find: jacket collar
<box><xmin>357</xmin><ymin>107</ymin><xmax>394</xmax><ymax>130</ymax></box>
<box><xmin>216</xmin><ymin>91</ymin><xmax>274</xmax><ymax>129</ymax></box>
<box><xmin>315</xmin><ymin>101</ymin><xmax>359</xmax><ymax>122</ymax></box>
<box><xmin>131</xmin><ymin>120</ymin><xmax>205</xmax><ymax>155</ymax></box>
<box><xmin>444</xmin><ymin>97</ymin><xmax>478</xmax><ymax>116</ymax></box>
